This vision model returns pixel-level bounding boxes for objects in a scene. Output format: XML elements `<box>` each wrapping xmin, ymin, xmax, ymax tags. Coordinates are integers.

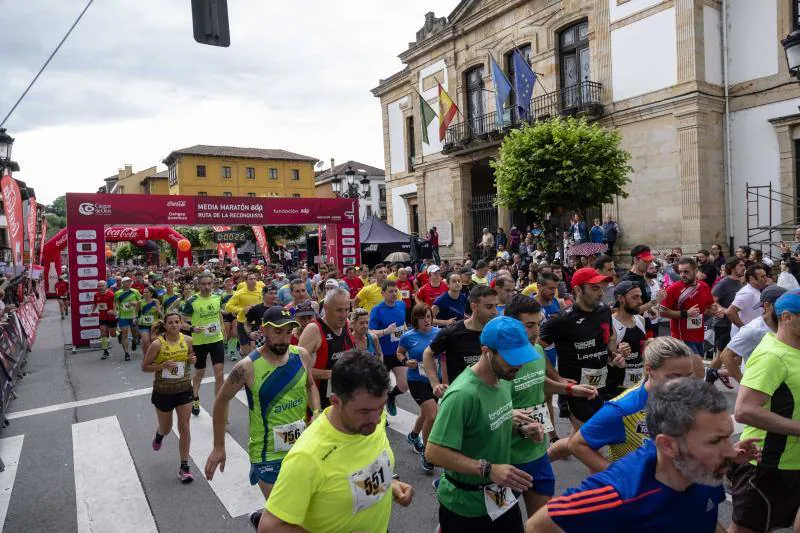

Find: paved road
<box><xmin>0</xmin><ymin>301</ymin><xmax>751</xmax><ymax>532</ymax></box>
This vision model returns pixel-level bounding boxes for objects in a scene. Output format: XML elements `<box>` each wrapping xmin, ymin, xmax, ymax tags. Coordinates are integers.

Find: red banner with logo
<box><xmin>38</xmin><ymin>216</ymin><xmax>47</xmax><ymax>265</ymax></box>
<box><xmin>1</xmin><ymin>175</ymin><xmax>24</xmax><ymax>267</ymax></box>
<box><xmin>27</xmin><ymin>198</ymin><xmax>37</xmax><ymax>268</ymax></box>
<box><xmin>251</xmin><ymin>225</ymin><xmax>269</xmax><ymax>258</ymax></box>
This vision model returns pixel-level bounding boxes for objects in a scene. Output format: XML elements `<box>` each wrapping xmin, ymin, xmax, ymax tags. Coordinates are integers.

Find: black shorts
<box><xmin>237</xmin><ymin>322</ymin><xmax>252</xmax><ymax>346</ymax></box>
<box><xmin>439</xmin><ymin>501</ymin><xmax>523</xmax><ymax>533</ymax></box>
<box><xmin>222</xmin><ymin>312</ymin><xmax>235</xmax><ymax>323</ymax></box>
<box><xmin>99</xmin><ymin>319</ymin><xmax>118</xmax><ymax>329</ymax></box>
<box><xmin>194</xmin><ymin>341</ymin><xmax>225</xmax><ymax>370</ymax></box>
<box><xmin>151</xmin><ymin>388</ymin><xmax>193</xmax><ymax>412</ymax></box>
<box><xmin>383</xmin><ymin>353</ymin><xmax>405</xmax><ymax>370</ymax></box>
<box><xmin>58</xmin><ymin>295</ymin><xmax>68</xmax><ymax>300</ymax></box>
<box><xmin>408</xmin><ymin>380</ymin><xmax>436</xmax><ymax>405</ymax></box>
<box><xmin>714</xmin><ymin>323</ymin><xmax>732</xmax><ymax>352</ymax></box>
<box><xmin>566</xmin><ymin>395</ymin><xmax>605</xmax><ymax>423</ymax></box>
<box><xmin>730</xmin><ymin>463</ymin><xmax>800</xmax><ymax>531</ymax></box>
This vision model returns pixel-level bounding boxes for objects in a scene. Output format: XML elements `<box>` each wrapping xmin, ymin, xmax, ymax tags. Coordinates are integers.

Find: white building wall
<box><xmin>610</xmin><ymin>8</ymin><xmax>677</xmax><ymax>101</ymax></box>
<box><xmin>727</xmin><ymin>0</ymin><xmax>778</xmax><ymax>85</ymax></box>
<box><xmin>729</xmin><ymin>98</ymin><xmax>800</xmax><ymax>247</ymax></box>
<box><xmin>390</xmin><ymin>183</ymin><xmax>417</xmax><ymax>234</ymax></box>
<box><xmin>418</xmin><ymin>59</ymin><xmax>448</xmax><ymax>157</ymax></box>
<box><xmin>388</xmin><ymin>97</ymin><xmax>408</xmax><ymax>175</ymax></box>
<box><xmin>704</xmin><ymin>6</ymin><xmax>723</xmax><ymax>86</ymax></box>
<box><xmin>609</xmin><ymin>0</ymin><xmax>663</xmax><ymax>24</ymax></box>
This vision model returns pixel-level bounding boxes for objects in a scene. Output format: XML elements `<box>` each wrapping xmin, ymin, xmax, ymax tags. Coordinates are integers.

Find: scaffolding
<box><xmin>746</xmin><ymin>182</ymin><xmax>797</xmax><ymax>257</ymax></box>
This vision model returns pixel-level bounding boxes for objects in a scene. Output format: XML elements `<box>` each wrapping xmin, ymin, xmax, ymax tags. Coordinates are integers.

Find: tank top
<box><xmin>138</xmin><ymin>300</ymin><xmax>159</xmax><ymax>328</ymax></box>
<box><xmin>313</xmin><ymin>319</ymin><xmax>355</xmax><ymax>399</ymax></box>
<box><xmin>153</xmin><ymin>335</ymin><xmax>192</xmax><ymax>394</ymax></box>
<box><xmin>245</xmin><ymin>346</ymin><xmax>307</xmax><ymax>463</ymax></box>
<box><xmin>353</xmin><ymin>332</ymin><xmax>377</xmax><ymax>355</ymax></box>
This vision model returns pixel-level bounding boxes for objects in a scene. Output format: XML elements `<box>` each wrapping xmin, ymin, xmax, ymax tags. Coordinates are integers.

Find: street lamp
<box><xmin>782</xmin><ymin>29</ymin><xmax>800</xmax><ymax>79</ymax></box>
<box><xmin>0</xmin><ymin>129</ymin><xmax>18</xmax><ymax>175</ymax></box>
<box><xmin>332</xmin><ymin>165</ymin><xmax>370</xmax><ymax>199</ymax></box>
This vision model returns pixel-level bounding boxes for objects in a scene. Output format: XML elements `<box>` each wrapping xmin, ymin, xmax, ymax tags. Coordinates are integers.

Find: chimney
<box><xmin>118</xmin><ymin>168</ymin><xmax>125</xmax><ymax>180</ymax></box>
<box><xmin>330</xmin><ymin>158</ymin><xmax>335</xmax><ymax>171</ymax></box>
<box><xmin>124</xmin><ymin>164</ymin><xmax>133</xmax><ymax>176</ymax></box>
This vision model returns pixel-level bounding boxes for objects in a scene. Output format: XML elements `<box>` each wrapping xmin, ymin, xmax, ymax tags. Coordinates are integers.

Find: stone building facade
<box><xmin>372</xmin><ymin>0</ymin><xmax>800</xmax><ymax>260</ymax></box>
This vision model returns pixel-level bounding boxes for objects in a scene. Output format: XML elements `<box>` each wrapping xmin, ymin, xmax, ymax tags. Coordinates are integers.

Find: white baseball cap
<box><xmin>428</xmin><ymin>265</ymin><xmax>441</xmax><ymax>274</ymax></box>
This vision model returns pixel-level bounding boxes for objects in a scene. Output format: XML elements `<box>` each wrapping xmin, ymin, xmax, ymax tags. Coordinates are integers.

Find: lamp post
<box><xmin>0</xmin><ymin>128</ymin><xmax>18</xmax><ymax>176</ymax></box>
<box><xmin>782</xmin><ymin>29</ymin><xmax>800</xmax><ymax>80</ymax></box>
<box><xmin>331</xmin><ymin>165</ymin><xmax>370</xmax><ymax>199</ymax></box>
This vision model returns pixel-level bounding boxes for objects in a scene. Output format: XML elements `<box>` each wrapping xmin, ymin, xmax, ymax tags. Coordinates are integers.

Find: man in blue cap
<box><xmin>424</xmin><ymin>315</ymin><xmax>540</xmax><ymax>532</ymax></box>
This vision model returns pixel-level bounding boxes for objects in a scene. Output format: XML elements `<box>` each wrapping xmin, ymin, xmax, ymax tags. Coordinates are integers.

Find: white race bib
<box><xmin>348</xmin><ymin>450</ymin><xmax>392</xmax><ymax>514</ymax></box>
<box><xmin>400</xmin><ymin>290</ymin><xmax>410</xmax><ymax>299</ymax></box>
<box><xmin>161</xmin><ymin>361</ymin><xmax>185</xmax><ymax>379</ymax></box>
<box><xmin>390</xmin><ymin>324</ymin><xmax>406</xmax><ymax>342</ymax></box>
<box><xmin>623</xmin><ymin>367</ymin><xmax>645</xmax><ymax>389</ymax></box>
<box><xmin>483</xmin><ymin>483</ymin><xmax>518</xmax><ymax>521</ymax></box>
<box><xmin>580</xmin><ymin>367</ymin><xmax>608</xmax><ymax>388</ymax></box>
<box><xmin>687</xmin><ymin>315</ymin><xmax>703</xmax><ymax>330</ymax></box>
<box><xmin>139</xmin><ymin>315</ymin><xmax>154</xmax><ymax>326</ymax></box>
<box><xmin>123</xmin><ymin>301</ymin><xmax>135</xmax><ymax>311</ymax></box>
<box><xmin>204</xmin><ymin>322</ymin><xmax>220</xmax><ymax>334</ymax></box>
<box><xmin>526</xmin><ymin>403</ymin><xmax>554</xmax><ymax>433</ymax></box>
<box><xmin>272</xmin><ymin>419</ymin><xmax>306</xmax><ymax>452</ymax></box>
<box><xmin>97</xmin><ymin>303</ymin><xmax>107</xmax><ymax>311</ymax></box>
<box><xmin>416</xmin><ymin>359</ymin><xmax>427</xmax><ymax>377</ymax></box>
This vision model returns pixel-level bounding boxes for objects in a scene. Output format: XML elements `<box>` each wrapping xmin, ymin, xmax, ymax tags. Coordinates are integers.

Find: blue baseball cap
<box><xmin>774</xmin><ymin>290</ymin><xmax>800</xmax><ymax>316</ymax></box>
<box><xmin>480</xmin><ymin>316</ymin><xmax>539</xmax><ymax>366</ymax></box>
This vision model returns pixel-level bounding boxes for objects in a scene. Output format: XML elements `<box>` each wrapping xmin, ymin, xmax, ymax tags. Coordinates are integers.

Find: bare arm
<box><xmin>735</xmin><ymin>385</ymin><xmax>800</xmax><ymax>436</ymax></box>
<box><xmin>257</xmin><ymin>511</ymin><xmax>306</xmax><ymax>533</ymax></box>
<box><xmin>424</xmin><ymin>442</ymin><xmax>480</xmax><ymax>477</ymax></box>
<box><xmin>205</xmin><ymin>359</ymin><xmax>252</xmax><ymax>480</ymax></box>
<box><xmin>297</xmin><ymin>322</ymin><xmax>329</xmax><ymax>381</ymax></box>
<box><xmin>141</xmin><ymin>339</ymin><xmax>163</xmax><ymax>372</ymax></box>
<box><xmin>726</xmin><ymin>305</ymin><xmax>744</xmax><ymax>328</ymax></box>
<box><xmin>526</xmin><ymin>507</ymin><xmax>564</xmax><ymax>533</ymax></box>
<box><xmin>422</xmin><ymin>346</ymin><xmax>440</xmax><ymax>387</ymax></box>
<box><xmin>568</xmin><ymin>430</ymin><xmax>611</xmax><ymax>472</ymax></box>
<box><xmin>718</xmin><ymin>348</ymin><xmax>743</xmax><ymax>383</ymax></box>
<box><xmin>296</xmin><ymin>346</ymin><xmax>320</xmax><ymax>414</ymax></box>
<box><xmin>371</xmin><ymin>333</ymin><xmax>383</xmax><ymax>358</ymax></box>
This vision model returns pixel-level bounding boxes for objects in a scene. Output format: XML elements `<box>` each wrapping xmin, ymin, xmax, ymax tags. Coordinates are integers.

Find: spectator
<box><xmin>429</xmin><ymin>226</ymin><xmax>440</xmax><ymax>264</ymax></box>
<box><xmin>481</xmin><ymin>228</ymin><xmax>495</xmax><ymax>259</ymax></box>
<box><xmin>568</xmin><ymin>213</ymin><xmax>587</xmax><ymax>244</ymax></box>
<box><xmin>602</xmin><ymin>214</ymin><xmax>620</xmax><ymax>257</ymax></box>
<box><xmin>509</xmin><ymin>225</ymin><xmax>521</xmax><ymax>252</ymax></box>
<box><xmin>589</xmin><ymin>218</ymin><xmax>604</xmax><ymax>244</ymax></box>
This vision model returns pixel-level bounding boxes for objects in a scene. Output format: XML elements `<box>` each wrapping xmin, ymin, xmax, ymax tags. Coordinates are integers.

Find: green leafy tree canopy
<box><xmin>491</xmin><ymin>117</ymin><xmax>632</xmax><ymax>217</ymax></box>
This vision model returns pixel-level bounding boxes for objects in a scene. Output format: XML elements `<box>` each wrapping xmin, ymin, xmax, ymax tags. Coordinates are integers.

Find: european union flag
<box><xmin>513</xmin><ymin>49</ymin><xmax>536</xmax><ymax>120</ymax></box>
<box><xmin>489</xmin><ymin>54</ymin><xmax>512</xmax><ymax>130</ymax></box>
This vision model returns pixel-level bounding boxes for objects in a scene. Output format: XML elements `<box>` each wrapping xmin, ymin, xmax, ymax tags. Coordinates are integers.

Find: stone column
<box><xmin>590</xmin><ymin>0</ymin><xmax>612</xmax><ymax>103</ymax></box>
<box><xmin>452</xmin><ymin>162</ymin><xmax>472</xmax><ymax>260</ymax></box>
<box><xmin>675</xmin><ymin>0</ymin><xmax>704</xmax><ymax>83</ymax></box>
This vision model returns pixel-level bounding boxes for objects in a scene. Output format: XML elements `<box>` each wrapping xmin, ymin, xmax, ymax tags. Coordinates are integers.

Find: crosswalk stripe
<box><xmin>72</xmin><ymin>416</ymin><xmax>157</xmax><ymax>533</ymax></box>
<box><xmin>0</xmin><ymin>435</ymin><xmax>24</xmax><ymax>530</ymax></box>
<box><xmin>175</xmin><ymin>408</ymin><xmax>264</xmax><ymax>518</ymax></box>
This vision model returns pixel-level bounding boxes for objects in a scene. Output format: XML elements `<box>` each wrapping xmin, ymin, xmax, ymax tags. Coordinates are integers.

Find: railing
<box><xmin>746</xmin><ymin>182</ymin><xmax>800</xmax><ymax>257</ymax></box>
<box><xmin>444</xmin><ymin>80</ymin><xmax>604</xmax><ymax>149</ymax></box>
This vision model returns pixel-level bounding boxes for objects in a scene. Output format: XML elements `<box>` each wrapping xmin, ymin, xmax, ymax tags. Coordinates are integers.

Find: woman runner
<box><xmin>137</xmin><ymin>286</ymin><xmax>162</xmax><ymax>357</ymax></box>
<box><xmin>220</xmin><ymin>278</ymin><xmax>238</xmax><ymax>360</ymax></box>
<box><xmin>349</xmin><ymin>307</ymin><xmax>383</xmax><ymax>358</ymax></box>
<box><xmin>142</xmin><ymin>312</ymin><xmax>196</xmax><ymax>483</ymax></box>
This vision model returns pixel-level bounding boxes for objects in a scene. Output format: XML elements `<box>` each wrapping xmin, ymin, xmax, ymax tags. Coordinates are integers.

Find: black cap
<box><xmin>613</xmin><ymin>280</ymin><xmax>638</xmax><ymax>298</ymax></box>
<box><xmin>261</xmin><ymin>306</ymin><xmax>300</xmax><ymax>328</ymax></box>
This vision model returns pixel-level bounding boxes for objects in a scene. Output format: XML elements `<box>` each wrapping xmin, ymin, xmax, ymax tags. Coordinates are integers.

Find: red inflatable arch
<box><xmin>42</xmin><ymin>226</ymin><xmax>192</xmax><ymax>296</ymax></box>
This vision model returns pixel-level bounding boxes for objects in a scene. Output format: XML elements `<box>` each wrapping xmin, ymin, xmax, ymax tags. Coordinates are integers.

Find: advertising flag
<box><xmin>438</xmin><ymin>82</ymin><xmax>459</xmax><ymax>142</ymax></box>
<box><xmin>39</xmin><ymin>216</ymin><xmax>47</xmax><ymax>265</ymax></box>
<box><xmin>1</xmin><ymin>175</ymin><xmax>24</xmax><ymax>268</ymax></box>
<box><xmin>251</xmin><ymin>225</ymin><xmax>269</xmax><ymax>258</ymax></box>
<box><xmin>27</xmin><ymin>198</ymin><xmax>37</xmax><ymax>267</ymax></box>
<box><xmin>489</xmin><ymin>54</ymin><xmax>512</xmax><ymax>129</ymax></box>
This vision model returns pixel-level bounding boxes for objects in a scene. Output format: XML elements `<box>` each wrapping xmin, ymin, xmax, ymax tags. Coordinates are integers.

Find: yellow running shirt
<box><xmin>265</xmin><ymin>409</ymin><xmax>394</xmax><ymax>533</ymax></box>
<box><xmin>356</xmin><ymin>283</ymin><xmax>383</xmax><ymax>313</ymax></box>
<box><xmin>225</xmin><ymin>287</ymin><xmax>263</xmax><ymax>323</ymax></box>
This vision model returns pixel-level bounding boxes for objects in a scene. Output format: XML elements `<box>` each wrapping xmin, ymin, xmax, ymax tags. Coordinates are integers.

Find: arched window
<box><xmin>464</xmin><ymin>65</ymin><xmax>486</xmax><ymax>134</ymax></box>
<box><xmin>559</xmin><ymin>21</ymin><xmax>590</xmax><ymax>107</ymax></box>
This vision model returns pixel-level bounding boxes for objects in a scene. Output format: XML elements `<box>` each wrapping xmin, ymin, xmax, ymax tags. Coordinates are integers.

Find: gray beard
<box><xmin>673</xmin><ymin>451</ymin><xmax>726</xmax><ymax>487</ymax></box>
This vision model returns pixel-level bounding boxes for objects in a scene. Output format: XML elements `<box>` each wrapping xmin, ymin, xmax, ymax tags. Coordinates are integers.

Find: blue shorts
<box><xmin>684</xmin><ymin>341</ymin><xmax>704</xmax><ymax>356</ymax></box>
<box><xmin>514</xmin><ymin>454</ymin><xmax>555</xmax><ymax>496</ymax></box>
<box><xmin>118</xmin><ymin>318</ymin><xmax>135</xmax><ymax>328</ymax></box>
<box><xmin>249</xmin><ymin>460</ymin><xmax>282</xmax><ymax>486</ymax></box>
<box><xmin>545</xmin><ymin>346</ymin><xmax>557</xmax><ymax>368</ymax></box>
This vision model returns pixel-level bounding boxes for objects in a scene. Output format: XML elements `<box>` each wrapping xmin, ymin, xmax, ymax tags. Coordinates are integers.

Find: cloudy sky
<box><xmin>3</xmin><ymin>0</ymin><xmax>462</xmax><ymax>205</ymax></box>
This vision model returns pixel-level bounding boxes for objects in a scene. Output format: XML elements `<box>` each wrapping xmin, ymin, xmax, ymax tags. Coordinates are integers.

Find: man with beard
<box><xmin>205</xmin><ymin>306</ymin><xmax>320</xmax><ymax>528</ymax></box>
<box><xmin>528</xmin><ymin>378</ymin><xmax>759</xmax><ymax>532</ymax></box>
<box><xmin>731</xmin><ymin>289</ymin><xmax>800</xmax><ymax>533</ymax></box>
<box><xmin>606</xmin><ymin>282</ymin><xmax>647</xmax><ymax>397</ymax></box>
<box><xmin>259</xmin><ymin>350</ymin><xmax>414</xmax><ymax>533</ymax></box>
<box><xmin>425</xmin><ymin>316</ymin><xmax>539</xmax><ymax>532</ymax></box>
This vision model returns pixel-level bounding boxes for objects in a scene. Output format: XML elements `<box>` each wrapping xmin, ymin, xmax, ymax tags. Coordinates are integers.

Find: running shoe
<box><xmin>407</xmin><ymin>432</ymin><xmax>424</xmax><ymax>454</ymax></box>
<box><xmin>124</xmin><ymin>353</ymin><xmax>131</xmax><ymax>362</ymax></box>
<box><xmin>192</xmin><ymin>398</ymin><xmax>200</xmax><ymax>416</ymax></box>
<box><xmin>179</xmin><ymin>464</ymin><xmax>194</xmax><ymax>483</ymax></box>
<box><xmin>152</xmin><ymin>432</ymin><xmax>164</xmax><ymax>451</ymax></box>
<box><xmin>101</xmin><ymin>350</ymin><xmax>110</xmax><ymax>360</ymax></box>
<box><xmin>228</xmin><ymin>353</ymin><xmax>239</xmax><ymax>362</ymax></box>
<box><xmin>249</xmin><ymin>509</ymin><xmax>263</xmax><ymax>529</ymax></box>
<box><xmin>131</xmin><ymin>338</ymin><xmax>137</xmax><ymax>351</ymax></box>
<box><xmin>420</xmin><ymin>453</ymin><xmax>434</xmax><ymax>473</ymax></box>
<box><xmin>386</xmin><ymin>395</ymin><xmax>397</xmax><ymax>417</ymax></box>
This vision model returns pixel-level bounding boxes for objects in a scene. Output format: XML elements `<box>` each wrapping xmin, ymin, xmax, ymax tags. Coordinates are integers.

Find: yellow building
<box><xmin>162</xmin><ymin>145</ymin><xmax>318</xmax><ymax>198</ymax></box>
<box><xmin>141</xmin><ymin>169</ymin><xmax>170</xmax><ymax>195</ymax></box>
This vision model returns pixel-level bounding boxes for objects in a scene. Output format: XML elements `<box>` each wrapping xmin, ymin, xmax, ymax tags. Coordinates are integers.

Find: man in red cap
<box><xmin>540</xmin><ymin>267</ymin><xmax>626</xmax><ymax>463</ymax></box>
<box><xmin>621</xmin><ymin>244</ymin><xmax>666</xmax><ymax>335</ymax></box>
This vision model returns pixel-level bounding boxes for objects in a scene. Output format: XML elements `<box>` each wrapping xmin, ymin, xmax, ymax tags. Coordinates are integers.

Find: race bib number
<box><xmin>123</xmin><ymin>302</ymin><xmax>135</xmax><ymax>311</ymax></box>
<box><xmin>161</xmin><ymin>361</ymin><xmax>185</xmax><ymax>380</ymax></box>
<box><xmin>526</xmin><ymin>403</ymin><xmax>554</xmax><ymax>434</ymax></box>
<box><xmin>623</xmin><ymin>367</ymin><xmax>645</xmax><ymax>388</ymax></box>
<box><xmin>580</xmin><ymin>367</ymin><xmax>608</xmax><ymax>388</ymax></box>
<box><xmin>272</xmin><ymin>419</ymin><xmax>306</xmax><ymax>453</ymax></box>
<box><xmin>139</xmin><ymin>315</ymin><xmax>154</xmax><ymax>326</ymax></box>
<box><xmin>400</xmin><ymin>290</ymin><xmax>410</xmax><ymax>299</ymax></box>
<box><xmin>97</xmin><ymin>303</ymin><xmax>107</xmax><ymax>311</ymax></box>
<box><xmin>483</xmin><ymin>483</ymin><xmax>518</xmax><ymax>521</ymax></box>
<box><xmin>204</xmin><ymin>322</ymin><xmax>220</xmax><ymax>334</ymax></box>
<box><xmin>390</xmin><ymin>325</ymin><xmax>406</xmax><ymax>342</ymax></box>
<box><xmin>416</xmin><ymin>359</ymin><xmax>427</xmax><ymax>377</ymax></box>
<box><xmin>687</xmin><ymin>315</ymin><xmax>703</xmax><ymax>330</ymax></box>
<box><xmin>349</xmin><ymin>450</ymin><xmax>392</xmax><ymax>514</ymax></box>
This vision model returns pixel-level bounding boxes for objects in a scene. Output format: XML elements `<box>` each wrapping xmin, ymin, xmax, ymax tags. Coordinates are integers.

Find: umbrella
<box><xmin>384</xmin><ymin>252</ymin><xmax>411</xmax><ymax>263</ymax></box>
<box><xmin>566</xmin><ymin>242</ymin><xmax>607</xmax><ymax>257</ymax></box>
<box><xmin>207</xmin><ymin>258</ymin><xmax>220</xmax><ymax>263</ymax></box>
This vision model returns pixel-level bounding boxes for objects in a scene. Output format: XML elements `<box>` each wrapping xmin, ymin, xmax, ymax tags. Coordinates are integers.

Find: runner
<box><xmin>568</xmin><ymin>337</ymin><xmax>695</xmax><ymax>472</ymax></box>
<box><xmin>397</xmin><ymin>304</ymin><xmax>441</xmax><ymax>472</ymax></box>
<box><xmin>289</xmin><ymin>300</ymin><xmax>316</xmax><ymax>345</ymax></box>
<box><xmin>141</xmin><ymin>312</ymin><xmax>196</xmax><ymax>483</ymax></box>
<box><xmin>493</xmin><ymin>275</ymin><xmax>516</xmax><ymax>315</ymax></box>
<box><xmin>205</xmin><ymin>306</ymin><xmax>321</xmax><ymax>528</ymax></box>
<box><xmin>220</xmin><ymin>278</ymin><xmax>238</xmax><ymax>360</ymax></box>
<box><xmin>225</xmin><ymin>271</ymin><xmax>264</xmax><ymax>361</ymax></box>
<box><xmin>355</xmin><ymin>263</ymin><xmax>387</xmax><ymax>313</ymax></box>
<box><xmin>607</xmin><ymin>281</ymin><xmax>647</xmax><ymax>397</ymax></box>
<box><xmin>726</xmin><ymin>263</ymin><xmax>768</xmax><ymax>337</ymax></box>
<box><xmin>298</xmin><ymin>287</ymin><xmax>354</xmax><ymax>409</ymax></box>
<box><xmin>394</xmin><ymin>267</ymin><xmax>414</xmax><ymax>324</ymax></box>
<box><xmin>55</xmin><ymin>275</ymin><xmax>69</xmax><ymax>319</ymax></box>
<box><xmin>528</xmin><ymin>378</ymin><xmax>758</xmax><ymax>532</ymax></box>
<box><xmin>161</xmin><ymin>279</ymin><xmax>182</xmax><ymax>314</ymax></box>
<box><xmin>368</xmin><ymin>280</ymin><xmax>408</xmax><ymax>416</ymax></box>
<box><xmin>532</xmin><ymin>272</ymin><xmax>565</xmax><ymax>440</ymax></box>
<box><xmin>92</xmin><ymin>280</ymin><xmax>117</xmax><ymax>360</ymax></box>
<box><xmin>350</xmin><ymin>307</ymin><xmax>383</xmax><ymax>358</ymax></box>
<box><xmin>114</xmin><ymin>276</ymin><xmax>142</xmax><ymax>362</ymax></box>
<box><xmin>244</xmin><ymin>284</ymin><xmax>280</xmax><ymax>350</ymax></box>
<box><xmin>415</xmin><ymin>265</ymin><xmax>448</xmax><ymax>308</ymax></box>
<box><xmin>343</xmin><ymin>265</ymin><xmax>363</xmax><ymax>300</ymax></box>
<box><xmin>425</xmin><ymin>315</ymin><xmax>538</xmax><ymax>532</ymax></box>
<box><xmin>422</xmin><ymin>285</ymin><xmax>498</xmax><ymax>398</ymax></box>
<box><xmin>258</xmin><ymin>350</ymin><xmax>413</xmax><ymax>533</ymax></box>
<box><xmin>181</xmin><ymin>273</ymin><xmax>225</xmax><ymax>417</ymax></box>
<box><xmin>137</xmin><ymin>286</ymin><xmax>162</xmax><ymax>358</ymax></box>
<box><xmin>284</xmin><ymin>277</ymin><xmax>319</xmax><ymax>314</ymax></box>
<box><xmin>431</xmin><ymin>272</ymin><xmax>468</xmax><ymax>326</ymax></box>
<box><xmin>539</xmin><ymin>267</ymin><xmax>626</xmax><ymax>462</ymax></box>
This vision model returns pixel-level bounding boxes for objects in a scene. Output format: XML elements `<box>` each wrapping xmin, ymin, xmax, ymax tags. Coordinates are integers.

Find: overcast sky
<box><xmin>3</xmin><ymin>0</ymin><xmax>462</xmax><ymax>205</ymax></box>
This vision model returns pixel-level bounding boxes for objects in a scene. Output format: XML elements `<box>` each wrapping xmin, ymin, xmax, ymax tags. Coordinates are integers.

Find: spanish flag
<box><xmin>438</xmin><ymin>83</ymin><xmax>459</xmax><ymax>142</ymax></box>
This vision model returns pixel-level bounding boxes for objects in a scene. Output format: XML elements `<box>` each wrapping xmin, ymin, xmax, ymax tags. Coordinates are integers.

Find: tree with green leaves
<box><xmin>45</xmin><ymin>195</ymin><xmax>66</xmax><ymax>217</ymax></box>
<box><xmin>491</xmin><ymin>117</ymin><xmax>632</xmax><ymax>218</ymax></box>
<box><xmin>114</xmin><ymin>243</ymin><xmax>136</xmax><ymax>262</ymax></box>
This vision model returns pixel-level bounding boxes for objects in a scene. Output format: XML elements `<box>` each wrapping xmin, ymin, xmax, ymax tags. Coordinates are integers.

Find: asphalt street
<box><xmin>0</xmin><ymin>301</ymin><xmax>759</xmax><ymax>532</ymax></box>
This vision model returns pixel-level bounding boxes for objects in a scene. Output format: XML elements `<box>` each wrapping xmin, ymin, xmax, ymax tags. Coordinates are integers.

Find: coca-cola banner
<box><xmin>39</xmin><ymin>216</ymin><xmax>47</xmax><ymax>265</ymax></box>
<box><xmin>27</xmin><ymin>198</ymin><xmax>37</xmax><ymax>268</ymax></box>
<box><xmin>1</xmin><ymin>176</ymin><xmax>24</xmax><ymax>267</ymax></box>
<box><xmin>252</xmin><ymin>225</ymin><xmax>269</xmax><ymax>258</ymax></box>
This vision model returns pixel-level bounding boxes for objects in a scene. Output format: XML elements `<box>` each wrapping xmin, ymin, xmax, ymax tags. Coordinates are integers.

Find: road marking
<box><xmin>175</xmin><ymin>408</ymin><xmax>263</xmax><ymax>518</ymax></box>
<box><xmin>72</xmin><ymin>416</ymin><xmax>157</xmax><ymax>533</ymax></box>
<box><xmin>0</xmin><ymin>435</ymin><xmax>24</xmax><ymax>530</ymax></box>
<box><xmin>7</xmin><ymin>376</ymin><xmax>219</xmax><ymax>420</ymax></box>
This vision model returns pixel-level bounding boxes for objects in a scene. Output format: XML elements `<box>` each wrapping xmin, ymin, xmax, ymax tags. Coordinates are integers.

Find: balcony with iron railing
<box><xmin>443</xmin><ymin>80</ymin><xmax>604</xmax><ymax>153</ymax></box>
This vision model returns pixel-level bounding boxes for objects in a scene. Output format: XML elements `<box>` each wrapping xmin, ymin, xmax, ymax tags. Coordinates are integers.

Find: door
<box><xmin>559</xmin><ymin>21</ymin><xmax>590</xmax><ymax>110</ymax></box>
<box><xmin>465</xmin><ymin>66</ymin><xmax>486</xmax><ymax>135</ymax></box>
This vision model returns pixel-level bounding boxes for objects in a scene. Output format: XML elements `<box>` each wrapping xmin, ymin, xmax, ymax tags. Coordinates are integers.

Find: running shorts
<box><xmin>194</xmin><ymin>340</ymin><xmax>225</xmax><ymax>370</ymax></box>
<box><xmin>237</xmin><ymin>322</ymin><xmax>252</xmax><ymax>347</ymax></box>
<box><xmin>383</xmin><ymin>353</ymin><xmax>404</xmax><ymax>370</ymax></box>
<box><xmin>249</xmin><ymin>460</ymin><xmax>283</xmax><ymax>486</ymax></box>
<box><xmin>714</xmin><ymin>323</ymin><xmax>731</xmax><ymax>352</ymax></box>
<box><xmin>730</xmin><ymin>463</ymin><xmax>800</xmax><ymax>531</ymax></box>
<box><xmin>513</xmin><ymin>454</ymin><xmax>555</xmax><ymax>496</ymax></box>
<box><xmin>118</xmin><ymin>318</ymin><xmax>135</xmax><ymax>328</ymax></box>
<box><xmin>408</xmin><ymin>380</ymin><xmax>436</xmax><ymax>405</ymax></box>
<box><xmin>222</xmin><ymin>312</ymin><xmax>235</xmax><ymax>323</ymax></box>
<box><xmin>565</xmin><ymin>395</ymin><xmax>605</xmax><ymax>423</ymax></box>
<box><xmin>151</xmin><ymin>388</ymin><xmax>193</xmax><ymax>413</ymax></box>
<box><xmin>99</xmin><ymin>319</ymin><xmax>118</xmax><ymax>328</ymax></box>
